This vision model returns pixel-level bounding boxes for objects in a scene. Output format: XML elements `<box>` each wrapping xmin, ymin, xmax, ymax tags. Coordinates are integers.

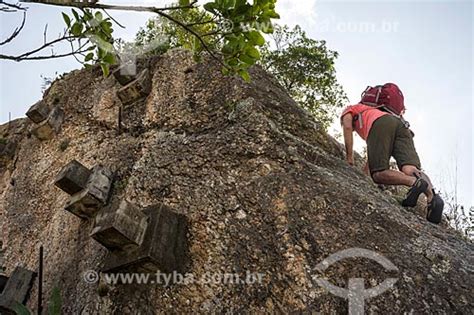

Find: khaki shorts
<box><xmin>367</xmin><ymin>115</ymin><xmax>421</xmax><ymax>174</ymax></box>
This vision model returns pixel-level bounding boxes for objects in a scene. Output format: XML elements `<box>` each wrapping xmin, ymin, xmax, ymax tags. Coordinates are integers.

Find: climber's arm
<box><xmin>341</xmin><ymin>113</ymin><xmax>354</xmax><ymax>165</ymax></box>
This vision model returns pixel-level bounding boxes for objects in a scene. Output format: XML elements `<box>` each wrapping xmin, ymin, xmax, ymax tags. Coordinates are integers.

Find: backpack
<box><xmin>354</xmin><ymin>83</ymin><xmax>410</xmax><ymax>129</ymax></box>
<box><xmin>360</xmin><ymin>83</ymin><xmax>405</xmax><ymax>115</ymax></box>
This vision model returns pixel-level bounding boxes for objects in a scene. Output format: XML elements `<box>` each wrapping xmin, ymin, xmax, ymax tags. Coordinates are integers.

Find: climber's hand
<box><xmin>347</xmin><ymin>155</ymin><xmax>354</xmax><ymax>166</ymax></box>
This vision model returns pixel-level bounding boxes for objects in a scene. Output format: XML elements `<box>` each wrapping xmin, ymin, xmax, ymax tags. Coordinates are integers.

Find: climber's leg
<box><xmin>371</xmin><ymin>169</ymin><xmax>416</xmax><ymax>186</ymax></box>
<box><xmin>366</xmin><ymin>115</ymin><xmax>398</xmax><ymax>179</ymax></box>
<box><xmin>400</xmin><ymin>165</ymin><xmax>434</xmax><ymax>202</ymax></box>
<box><xmin>390</xmin><ymin>121</ymin><xmax>434</xmax><ymax>203</ymax></box>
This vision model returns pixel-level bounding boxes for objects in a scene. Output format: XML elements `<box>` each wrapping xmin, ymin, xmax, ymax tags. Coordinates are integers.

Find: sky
<box><xmin>0</xmin><ymin>0</ymin><xmax>472</xmax><ymax>206</ymax></box>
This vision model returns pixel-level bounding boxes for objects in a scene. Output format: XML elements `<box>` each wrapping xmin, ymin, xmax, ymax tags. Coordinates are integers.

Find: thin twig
<box><xmin>43</xmin><ymin>23</ymin><xmax>47</xmax><ymax>44</ymax></box>
<box><xmin>1</xmin><ymin>0</ymin><xmax>27</xmax><ymax>11</ymax></box>
<box><xmin>0</xmin><ymin>10</ymin><xmax>26</xmax><ymax>45</ymax></box>
<box><xmin>101</xmin><ymin>8</ymin><xmax>124</xmax><ymax>29</ymax></box>
<box><xmin>69</xmin><ymin>37</ymin><xmax>89</xmax><ymax>64</ymax></box>
<box><xmin>0</xmin><ymin>48</ymin><xmax>89</xmax><ymax>61</ymax></box>
<box><xmin>16</xmin><ymin>35</ymin><xmax>78</xmax><ymax>59</ymax></box>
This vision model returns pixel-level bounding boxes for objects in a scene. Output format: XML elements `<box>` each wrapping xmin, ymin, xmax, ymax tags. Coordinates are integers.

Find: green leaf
<box><xmin>192</xmin><ymin>36</ymin><xmax>202</xmax><ymax>51</ymax></box>
<box><xmin>102</xmin><ymin>53</ymin><xmax>115</xmax><ymax>64</ymax></box>
<box><xmin>12</xmin><ymin>302</ymin><xmax>31</xmax><ymax>315</ymax></box>
<box><xmin>71</xmin><ymin>22</ymin><xmax>83</xmax><ymax>36</ymax></box>
<box><xmin>222</xmin><ymin>67</ymin><xmax>230</xmax><ymax>75</ymax></box>
<box><xmin>239</xmin><ymin>53</ymin><xmax>256</xmax><ymax>65</ymax></box>
<box><xmin>246</xmin><ymin>31</ymin><xmax>265</xmax><ymax>46</ymax></box>
<box><xmin>245</xmin><ymin>46</ymin><xmax>260</xmax><ymax>59</ymax></box>
<box><xmin>266</xmin><ymin>10</ymin><xmax>280</xmax><ymax>19</ymax></box>
<box><xmin>192</xmin><ymin>53</ymin><xmax>202</xmax><ymax>63</ymax></box>
<box><xmin>97</xmin><ymin>47</ymin><xmax>105</xmax><ymax>58</ymax></box>
<box><xmin>261</xmin><ymin>24</ymin><xmax>274</xmax><ymax>34</ymax></box>
<box><xmin>99</xmin><ymin>41</ymin><xmax>114</xmax><ymax>53</ymax></box>
<box><xmin>84</xmin><ymin>52</ymin><xmax>94</xmax><ymax>62</ymax></box>
<box><xmin>62</xmin><ymin>12</ymin><xmax>71</xmax><ymax>28</ymax></box>
<box><xmin>48</xmin><ymin>287</ymin><xmax>62</xmax><ymax>315</ymax></box>
<box><xmin>203</xmin><ymin>2</ymin><xmax>218</xmax><ymax>13</ymax></box>
<box><xmin>101</xmin><ymin>21</ymin><xmax>112</xmax><ymax>34</ymax></box>
<box><xmin>100</xmin><ymin>63</ymin><xmax>110</xmax><ymax>77</ymax></box>
<box><xmin>71</xmin><ymin>9</ymin><xmax>79</xmax><ymax>21</ymax></box>
<box><xmin>222</xmin><ymin>44</ymin><xmax>233</xmax><ymax>55</ymax></box>
<box><xmin>235</xmin><ymin>36</ymin><xmax>246</xmax><ymax>50</ymax></box>
<box><xmin>101</xmin><ymin>20</ymin><xmax>113</xmax><ymax>33</ymax></box>
<box><xmin>239</xmin><ymin>69</ymin><xmax>251</xmax><ymax>82</ymax></box>
<box><xmin>227</xmin><ymin>58</ymin><xmax>239</xmax><ymax>67</ymax></box>
<box><xmin>95</xmin><ymin>11</ymin><xmax>103</xmax><ymax>21</ymax></box>
<box><xmin>179</xmin><ymin>0</ymin><xmax>190</xmax><ymax>5</ymax></box>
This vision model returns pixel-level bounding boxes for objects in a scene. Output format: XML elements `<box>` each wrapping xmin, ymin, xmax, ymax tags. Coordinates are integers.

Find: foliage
<box><xmin>12</xmin><ymin>286</ymin><xmax>62</xmax><ymax>315</ymax></box>
<box><xmin>443</xmin><ymin>194</ymin><xmax>473</xmax><ymax>240</ymax></box>
<box><xmin>58</xmin><ymin>0</ymin><xmax>280</xmax><ymax>81</ymax></box>
<box><xmin>135</xmin><ymin>5</ymin><xmax>216</xmax><ymax>55</ymax></box>
<box><xmin>260</xmin><ymin>25</ymin><xmax>347</xmax><ymax>129</ymax></box>
<box><xmin>13</xmin><ymin>302</ymin><xmax>31</xmax><ymax>315</ymax></box>
<box><xmin>202</xmin><ymin>0</ymin><xmax>279</xmax><ymax>81</ymax></box>
<box><xmin>48</xmin><ymin>287</ymin><xmax>62</xmax><ymax>315</ymax></box>
<box><xmin>468</xmin><ymin>207</ymin><xmax>474</xmax><ymax>239</ymax></box>
<box><xmin>136</xmin><ymin>16</ymin><xmax>347</xmax><ymax>128</ymax></box>
<box><xmin>61</xmin><ymin>8</ymin><xmax>115</xmax><ymax>76</ymax></box>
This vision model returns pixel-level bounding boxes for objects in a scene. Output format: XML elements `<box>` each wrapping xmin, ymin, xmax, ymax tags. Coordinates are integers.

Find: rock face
<box><xmin>0</xmin><ymin>50</ymin><xmax>472</xmax><ymax>314</ymax></box>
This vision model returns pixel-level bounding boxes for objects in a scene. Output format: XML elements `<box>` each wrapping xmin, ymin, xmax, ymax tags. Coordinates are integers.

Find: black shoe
<box><xmin>427</xmin><ymin>194</ymin><xmax>444</xmax><ymax>224</ymax></box>
<box><xmin>402</xmin><ymin>178</ymin><xmax>429</xmax><ymax>207</ymax></box>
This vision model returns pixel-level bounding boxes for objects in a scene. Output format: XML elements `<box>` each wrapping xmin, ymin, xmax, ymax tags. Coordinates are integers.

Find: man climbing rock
<box><xmin>340</xmin><ymin>83</ymin><xmax>444</xmax><ymax>223</ymax></box>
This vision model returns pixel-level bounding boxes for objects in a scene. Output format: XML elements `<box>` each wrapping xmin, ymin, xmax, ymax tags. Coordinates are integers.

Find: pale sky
<box><xmin>0</xmin><ymin>0</ymin><xmax>472</xmax><ymax>206</ymax></box>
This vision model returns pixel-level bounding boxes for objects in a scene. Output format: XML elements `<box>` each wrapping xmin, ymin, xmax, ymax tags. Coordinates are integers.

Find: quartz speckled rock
<box><xmin>0</xmin><ymin>50</ymin><xmax>472</xmax><ymax>314</ymax></box>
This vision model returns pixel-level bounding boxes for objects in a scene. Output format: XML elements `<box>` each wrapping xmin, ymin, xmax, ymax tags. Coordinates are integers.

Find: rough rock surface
<box><xmin>0</xmin><ymin>50</ymin><xmax>472</xmax><ymax>314</ymax></box>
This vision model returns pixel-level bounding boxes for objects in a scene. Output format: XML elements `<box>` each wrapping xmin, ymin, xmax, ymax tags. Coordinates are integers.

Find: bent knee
<box><xmin>401</xmin><ymin>165</ymin><xmax>420</xmax><ymax>176</ymax></box>
<box><xmin>371</xmin><ymin>171</ymin><xmax>384</xmax><ymax>184</ymax></box>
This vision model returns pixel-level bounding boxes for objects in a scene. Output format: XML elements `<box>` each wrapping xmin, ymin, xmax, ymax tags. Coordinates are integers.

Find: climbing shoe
<box><xmin>427</xmin><ymin>193</ymin><xmax>444</xmax><ymax>224</ymax></box>
<box><xmin>401</xmin><ymin>177</ymin><xmax>429</xmax><ymax>207</ymax></box>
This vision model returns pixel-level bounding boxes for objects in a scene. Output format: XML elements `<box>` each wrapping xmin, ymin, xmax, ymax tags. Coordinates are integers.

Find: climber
<box><xmin>340</xmin><ymin>83</ymin><xmax>444</xmax><ymax>224</ymax></box>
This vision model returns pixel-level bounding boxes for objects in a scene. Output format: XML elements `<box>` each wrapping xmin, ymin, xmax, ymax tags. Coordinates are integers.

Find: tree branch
<box><xmin>2</xmin><ymin>34</ymin><xmax>79</xmax><ymax>61</ymax></box>
<box><xmin>0</xmin><ymin>48</ymin><xmax>88</xmax><ymax>61</ymax></box>
<box><xmin>20</xmin><ymin>0</ymin><xmax>199</xmax><ymax>13</ymax></box>
<box><xmin>155</xmin><ymin>9</ymin><xmax>226</xmax><ymax>68</ymax></box>
<box><xmin>0</xmin><ymin>10</ymin><xmax>26</xmax><ymax>45</ymax></box>
<box><xmin>101</xmin><ymin>8</ymin><xmax>124</xmax><ymax>29</ymax></box>
<box><xmin>8</xmin><ymin>0</ymin><xmax>229</xmax><ymax>69</ymax></box>
<box><xmin>1</xmin><ymin>0</ymin><xmax>27</xmax><ymax>12</ymax></box>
